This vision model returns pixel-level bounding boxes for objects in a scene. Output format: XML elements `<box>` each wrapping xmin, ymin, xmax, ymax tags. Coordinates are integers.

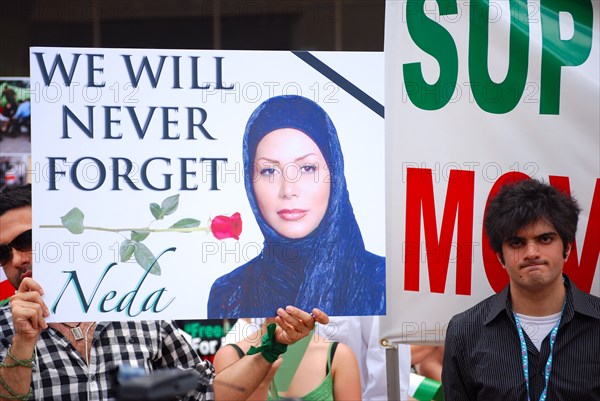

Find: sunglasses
<box><xmin>0</xmin><ymin>229</ymin><xmax>32</xmax><ymax>266</ymax></box>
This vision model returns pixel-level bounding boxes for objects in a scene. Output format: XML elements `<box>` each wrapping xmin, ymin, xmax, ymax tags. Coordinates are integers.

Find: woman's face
<box><xmin>253</xmin><ymin>128</ymin><xmax>331</xmax><ymax>239</ymax></box>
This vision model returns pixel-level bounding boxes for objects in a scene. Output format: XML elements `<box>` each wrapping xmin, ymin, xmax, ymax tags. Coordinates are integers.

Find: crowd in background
<box><xmin>0</xmin><ymin>83</ymin><xmax>30</xmax><ymax>142</ymax></box>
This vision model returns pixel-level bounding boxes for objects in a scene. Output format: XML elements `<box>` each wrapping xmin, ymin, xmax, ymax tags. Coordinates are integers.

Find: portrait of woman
<box><xmin>207</xmin><ymin>95</ymin><xmax>385</xmax><ymax>318</ymax></box>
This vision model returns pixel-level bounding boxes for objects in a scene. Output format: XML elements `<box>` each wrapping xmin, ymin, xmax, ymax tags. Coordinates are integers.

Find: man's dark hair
<box><xmin>484</xmin><ymin>179</ymin><xmax>581</xmax><ymax>260</ymax></box>
<box><xmin>0</xmin><ymin>184</ymin><xmax>31</xmax><ymax>217</ymax></box>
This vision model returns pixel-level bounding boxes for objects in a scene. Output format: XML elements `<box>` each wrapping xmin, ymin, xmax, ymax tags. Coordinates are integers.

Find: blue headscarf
<box><xmin>208</xmin><ymin>95</ymin><xmax>385</xmax><ymax>317</ymax></box>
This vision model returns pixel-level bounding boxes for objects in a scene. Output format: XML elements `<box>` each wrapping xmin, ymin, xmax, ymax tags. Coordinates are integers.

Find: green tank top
<box><xmin>268</xmin><ymin>342</ymin><xmax>337</xmax><ymax>401</ymax></box>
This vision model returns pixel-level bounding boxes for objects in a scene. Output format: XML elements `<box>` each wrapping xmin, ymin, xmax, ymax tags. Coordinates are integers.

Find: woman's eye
<box><xmin>260</xmin><ymin>167</ymin><xmax>278</xmax><ymax>176</ymax></box>
<box><xmin>300</xmin><ymin>164</ymin><xmax>317</xmax><ymax>173</ymax></box>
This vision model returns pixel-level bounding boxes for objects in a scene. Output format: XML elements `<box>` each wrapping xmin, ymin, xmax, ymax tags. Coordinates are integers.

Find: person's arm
<box><xmin>213</xmin><ymin>336</ymin><xmax>275</xmax><ymax>401</ymax></box>
<box><xmin>12</xmin><ymin>102</ymin><xmax>29</xmax><ymax>120</ymax></box>
<box><xmin>214</xmin><ymin>306</ymin><xmax>328</xmax><ymax>401</ymax></box>
<box><xmin>411</xmin><ymin>345</ymin><xmax>437</xmax><ymax>365</ymax></box>
<box><xmin>0</xmin><ymin>278</ymin><xmax>49</xmax><ymax>401</ymax></box>
<box><xmin>442</xmin><ymin>319</ymin><xmax>471</xmax><ymax>401</ymax></box>
<box><xmin>357</xmin><ymin>316</ymin><xmax>389</xmax><ymax>400</ymax></box>
<box><xmin>213</xmin><ymin>345</ymin><xmax>245</xmax><ymax>372</ymax></box>
<box><xmin>213</xmin><ymin>352</ymin><xmax>277</xmax><ymax>400</ymax></box>
<box><xmin>332</xmin><ymin>343</ymin><xmax>362</xmax><ymax>401</ymax></box>
<box><xmin>413</xmin><ymin>346</ymin><xmax>443</xmax><ymax>382</ymax></box>
<box><xmin>213</xmin><ymin>322</ymin><xmax>280</xmax><ymax>401</ymax></box>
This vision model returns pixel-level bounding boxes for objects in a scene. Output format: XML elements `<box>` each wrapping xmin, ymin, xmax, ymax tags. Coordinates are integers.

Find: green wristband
<box><xmin>0</xmin><ymin>373</ymin><xmax>33</xmax><ymax>400</ymax></box>
<box><xmin>246</xmin><ymin>323</ymin><xmax>288</xmax><ymax>363</ymax></box>
<box><xmin>5</xmin><ymin>347</ymin><xmax>35</xmax><ymax>368</ymax></box>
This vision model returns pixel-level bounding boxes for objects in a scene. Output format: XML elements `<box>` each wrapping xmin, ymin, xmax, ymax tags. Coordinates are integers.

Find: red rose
<box><xmin>211</xmin><ymin>212</ymin><xmax>242</xmax><ymax>240</ymax></box>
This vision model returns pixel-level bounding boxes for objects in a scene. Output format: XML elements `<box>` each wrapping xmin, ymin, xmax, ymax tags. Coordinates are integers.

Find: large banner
<box><xmin>30</xmin><ymin>48</ymin><xmax>385</xmax><ymax>322</ymax></box>
<box><xmin>382</xmin><ymin>0</ymin><xmax>599</xmax><ymax>344</ymax></box>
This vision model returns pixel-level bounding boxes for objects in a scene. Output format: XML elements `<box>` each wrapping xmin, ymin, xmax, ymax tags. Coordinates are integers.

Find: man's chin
<box><xmin>14</xmin><ymin>272</ymin><xmax>31</xmax><ymax>288</ymax></box>
<box><xmin>10</xmin><ymin>279</ymin><xmax>20</xmax><ymax>291</ymax></box>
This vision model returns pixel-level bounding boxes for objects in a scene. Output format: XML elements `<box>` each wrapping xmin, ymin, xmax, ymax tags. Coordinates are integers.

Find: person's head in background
<box><xmin>0</xmin><ymin>184</ymin><xmax>33</xmax><ymax>289</ymax></box>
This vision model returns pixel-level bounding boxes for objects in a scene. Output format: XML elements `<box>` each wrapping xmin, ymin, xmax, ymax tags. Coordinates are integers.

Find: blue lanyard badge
<box><xmin>512</xmin><ymin>298</ymin><xmax>566</xmax><ymax>401</ymax></box>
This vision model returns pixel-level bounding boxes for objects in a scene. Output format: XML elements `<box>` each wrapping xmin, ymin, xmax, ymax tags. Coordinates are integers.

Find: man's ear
<box><xmin>564</xmin><ymin>243</ymin><xmax>572</xmax><ymax>261</ymax></box>
<box><xmin>496</xmin><ymin>252</ymin><xmax>505</xmax><ymax>266</ymax></box>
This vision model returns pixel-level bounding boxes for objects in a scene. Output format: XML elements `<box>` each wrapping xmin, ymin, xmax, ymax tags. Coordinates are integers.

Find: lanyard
<box><xmin>512</xmin><ymin>298</ymin><xmax>566</xmax><ymax>401</ymax></box>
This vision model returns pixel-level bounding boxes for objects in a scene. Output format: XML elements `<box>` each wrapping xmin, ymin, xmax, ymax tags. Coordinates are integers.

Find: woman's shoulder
<box><xmin>351</xmin><ymin>251</ymin><xmax>386</xmax><ymax>315</ymax></box>
<box><xmin>354</xmin><ymin>251</ymin><xmax>385</xmax><ymax>282</ymax></box>
<box><xmin>213</xmin><ymin>343</ymin><xmax>245</xmax><ymax>372</ymax></box>
<box><xmin>207</xmin><ymin>262</ymin><xmax>254</xmax><ymax>318</ymax></box>
<box><xmin>329</xmin><ymin>341</ymin><xmax>355</xmax><ymax>367</ymax></box>
<box><xmin>328</xmin><ymin>341</ymin><xmax>362</xmax><ymax>399</ymax></box>
<box><xmin>363</xmin><ymin>250</ymin><xmax>385</xmax><ymax>267</ymax></box>
<box><xmin>210</xmin><ymin>259</ymin><xmax>261</xmax><ymax>290</ymax></box>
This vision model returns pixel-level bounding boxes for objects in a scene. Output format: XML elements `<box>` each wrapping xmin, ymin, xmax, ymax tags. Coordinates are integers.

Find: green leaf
<box><xmin>161</xmin><ymin>194</ymin><xmax>180</xmax><ymax>216</ymax></box>
<box><xmin>131</xmin><ymin>230</ymin><xmax>150</xmax><ymax>242</ymax></box>
<box><xmin>169</xmin><ymin>218</ymin><xmax>201</xmax><ymax>229</ymax></box>
<box><xmin>120</xmin><ymin>240</ymin><xmax>136</xmax><ymax>262</ymax></box>
<box><xmin>134</xmin><ymin>243</ymin><xmax>161</xmax><ymax>275</ymax></box>
<box><xmin>60</xmin><ymin>207</ymin><xmax>85</xmax><ymax>234</ymax></box>
<box><xmin>150</xmin><ymin>202</ymin><xmax>164</xmax><ymax>220</ymax></box>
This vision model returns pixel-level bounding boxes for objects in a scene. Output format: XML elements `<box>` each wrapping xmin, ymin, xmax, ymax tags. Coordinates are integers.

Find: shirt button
<box><xmin>129</xmin><ymin>338</ymin><xmax>136</xmax><ymax>343</ymax></box>
<box><xmin>89</xmin><ymin>375</ymin><xmax>96</xmax><ymax>381</ymax></box>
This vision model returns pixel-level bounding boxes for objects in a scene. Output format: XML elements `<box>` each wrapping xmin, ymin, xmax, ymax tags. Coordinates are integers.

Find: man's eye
<box><xmin>508</xmin><ymin>240</ymin><xmax>523</xmax><ymax>248</ymax></box>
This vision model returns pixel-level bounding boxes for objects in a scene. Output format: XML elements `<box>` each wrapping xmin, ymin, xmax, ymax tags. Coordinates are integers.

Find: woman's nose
<box><xmin>279</xmin><ymin>165</ymin><xmax>300</xmax><ymax>198</ymax></box>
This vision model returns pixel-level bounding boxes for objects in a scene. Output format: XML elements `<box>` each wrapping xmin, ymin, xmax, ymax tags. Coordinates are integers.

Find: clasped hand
<box><xmin>9</xmin><ymin>277</ymin><xmax>49</xmax><ymax>343</ymax></box>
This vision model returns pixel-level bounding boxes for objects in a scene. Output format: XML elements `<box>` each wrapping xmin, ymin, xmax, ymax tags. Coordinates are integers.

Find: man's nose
<box><xmin>11</xmin><ymin>248</ymin><xmax>32</xmax><ymax>267</ymax></box>
<box><xmin>523</xmin><ymin>240</ymin><xmax>540</xmax><ymax>258</ymax></box>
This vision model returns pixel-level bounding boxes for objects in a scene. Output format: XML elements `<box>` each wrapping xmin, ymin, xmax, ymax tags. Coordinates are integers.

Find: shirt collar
<box><xmin>484</xmin><ymin>284</ymin><xmax>511</xmax><ymax>325</ymax></box>
<box><xmin>484</xmin><ymin>274</ymin><xmax>599</xmax><ymax>325</ymax></box>
<box><xmin>568</xmin><ymin>275</ymin><xmax>600</xmax><ymax>320</ymax></box>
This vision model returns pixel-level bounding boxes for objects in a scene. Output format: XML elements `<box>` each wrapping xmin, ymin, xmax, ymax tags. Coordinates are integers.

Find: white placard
<box><xmin>30</xmin><ymin>48</ymin><xmax>385</xmax><ymax>321</ymax></box>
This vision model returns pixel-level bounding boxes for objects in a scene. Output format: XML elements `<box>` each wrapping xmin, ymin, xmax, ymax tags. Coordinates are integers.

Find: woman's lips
<box><xmin>277</xmin><ymin>209</ymin><xmax>308</xmax><ymax>221</ymax></box>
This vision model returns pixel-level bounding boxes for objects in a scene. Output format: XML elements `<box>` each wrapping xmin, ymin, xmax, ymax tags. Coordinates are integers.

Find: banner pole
<box><xmin>386</xmin><ymin>346</ymin><xmax>401</xmax><ymax>400</ymax></box>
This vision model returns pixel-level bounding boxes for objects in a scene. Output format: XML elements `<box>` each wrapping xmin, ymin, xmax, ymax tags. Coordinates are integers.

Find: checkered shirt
<box><xmin>0</xmin><ymin>306</ymin><xmax>215</xmax><ymax>400</ymax></box>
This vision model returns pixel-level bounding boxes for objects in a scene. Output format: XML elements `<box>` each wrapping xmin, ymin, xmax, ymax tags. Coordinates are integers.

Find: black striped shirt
<box><xmin>442</xmin><ymin>275</ymin><xmax>600</xmax><ymax>401</ymax></box>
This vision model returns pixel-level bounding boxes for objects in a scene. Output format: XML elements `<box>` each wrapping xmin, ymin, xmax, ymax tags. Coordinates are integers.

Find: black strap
<box><xmin>227</xmin><ymin>343</ymin><xmax>245</xmax><ymax>359</ymax></box>
<box><xmin>325</xmin><ymin>342</ymin><xmax>339</xmax><ymax>376</ymax></box>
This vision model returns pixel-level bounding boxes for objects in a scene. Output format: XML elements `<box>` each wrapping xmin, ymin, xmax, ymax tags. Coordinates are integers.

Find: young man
<box><xmin>0</xmin><ymin>184</ymin><xmax>328</xmax><ymax>401</ymax></box>
<box><xmin>443</xmin><ymin>179</ymin><xmax>600</xmax><ymax>400</ymax></box>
